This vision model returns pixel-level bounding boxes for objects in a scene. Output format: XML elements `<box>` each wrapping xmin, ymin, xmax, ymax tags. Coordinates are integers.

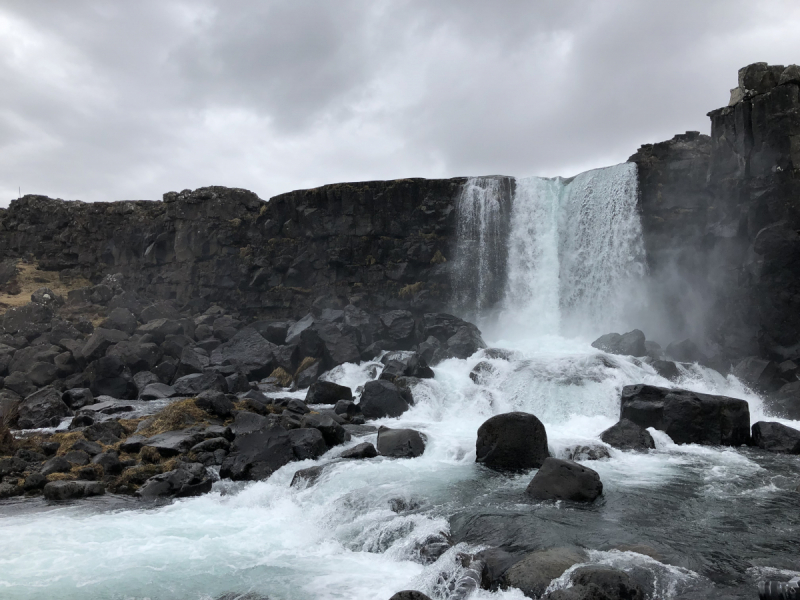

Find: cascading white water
<box><xmin>451</xmin><ymin>177</ymin><xmax>505</xmax><ymax>317</ymax></box>
<box><xmin>499</xmin><ymin>162</ymin><xmax>646</xmax><ymax>340</ymax></box>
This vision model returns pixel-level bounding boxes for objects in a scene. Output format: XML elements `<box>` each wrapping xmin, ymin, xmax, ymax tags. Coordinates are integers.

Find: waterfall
<box><xmin>455</xmin><ymin>163</ymin><xmax>646</xmax><ymax>339</ymax></box>
<box><xmin>451</xmin><ymin>176</ymin><xmax>510</xmax><ymax>318</ymax></box>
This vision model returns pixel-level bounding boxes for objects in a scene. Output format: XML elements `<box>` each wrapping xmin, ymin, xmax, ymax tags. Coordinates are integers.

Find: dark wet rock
<box><xmin>174</xmin><ymin>346</ymin><xmax>207</xmax><ymax>380</ymax></box>
<box><xmin>284</xmin><ymin>398</ymin><xmax>310</xmax><ymax>415</ymax></box>
<box><xmin>294</xmin><ymin>360</ymin><xmax>321</xmax><ymax>388</ymax></box>
<box><xmin>620</xmin><ymin>384</ymin><xmax>750</xmax><ymax>446</ymax></box>
<box><xmin>16</xmin><ymin>386</ymin><xmax>72</xmax><ymax>429</ymax></box>
<box><xmin>751</xmin><ymin>421</ymin><xmax>800</xmax><ymax>454</ymax></box>
<box><xmin>136</xmin><ymin>462</ymin><xmax>212</xmax><ymax>499</ymax></box>
<box><xmin>100</xmin><ymin>307</ymin><xmax>138</xmax><ymax>335</ymax></box>
<box><xmin>84</xmin><ymin>420</ymin><xmax>125</xmax><ymax>444</ymax></box>
<box><xmin>334</xmin><ymin>399</ymin><xmax>361</xmax><ymax>419</ymax></box>
<box><xmin>92</xmin><ymin>451</ymin><xmax>123</xmax><ymax>475</ymax></box>
<box><xmin>23</xmin><ymin>472</ymin><xmax>47</xmax><ymax>491</ymax></box>
<box><xmin>225</xmin><ymin>371</ymin><xmax>250</xmax><ymax>394</ymax></box>
<box><xmin>446</xmin><ymin>326</ymin><xmax>486</xmax><ymax>360</ymax></box>
<box><xmin>26</xmin><ymin>361</ymin><xmax>59</xmax><ymax>387</ymax></box>
<box><xmin>563</xmin><ymin>444</ymin><xmax>611</xmax><ymax>461</ymax></box>
<box><xmin>80</xmin><ymin>328</ymin><xmax>130</xmax><ymax>363</ymax></box>
<box><xmin>768</xmin><ymin>381</ymin><xmax>800</xmax><ymax>420</ymax></box>
<box><xmin>340</xmin><ymin>441</ymin><xmax>377</xmax><ymax>459</ymax></box>
<box><xmin>591</xmin><ymin>330</ymin><xmax>647</xmax><ymax>357</ymax></box>
<box><xmin>62</xmin><ymin>388</ymin><xmax>94</xmax><ymax>409</ymax></box>
<box><xmin>302</xmin><ymin>413</ymin><xmax>347</xmax><ymax>446</ymax></box>
<box><xmin>502</xmin><ymin>547</ymin><xmax>586</xmax><ymax>598</ymax></box>
<box><xmin>40</xmin><ymin>455</ymin><xmax>72</xmax><ymax>476</ymax></box>
<box><xmin>120</xmin><ymin>435</ymin><xmax>145</xmax><ymax>453</ymax></box>
<box><xmin>287</xmin><ymin>427</ymin><xmax>328</xmax><ymax>460</ymax></box>
<box><xmin>475</xmin><ymin>412</ymin><xmax>549</xmax><ymax>472</ymax></box>
<box><xmin>140</xmin><ymin>383</ymin><xmax>176</xmax><ymax>400</ymax></box>
<box><xmin>732</xmin><ymin>356</ymin><xmax>779</xmax><ymax>392</ymax></box>
<box><xmin>190</xmin><ymin>437</ymin><xmax>230</xmax><ymax>454</ymax></box>
<box><xmin>380</xmin><ymin>310</ymin><xmax>416</xmax><ymax>348</ymax></box>
<box><xmin>565</xmin><ymin>565</ymin><xmax>646</xmax><ymax>600</ymax></box>
<box><xmin>43</xmin><ymin>480</ymin><xmax>105</xmax><ymax>500</ymax></box>
<box><xmin>136</xmin><ymin>318</ymin><xmax>183</xmax><ymax>344</ymax></box>
<box><xmin>0</xmin><ymin>482</ymin><xmax>23</xmax><ymax>498</ymax></box>
<box><xmin>85</xmin><ymin>356</ymin><xmax>136</xmax><ymax>399</ymax></box>
<box><xmin>77</xmin><ymin>400</ymin><xmax>134</xmax><ymax>416</ymax></box>
<box><xmin>4</xmin><ymin>372</ymin><xmax>36</xmax><ymax>399</ymax></box>
<box><xmin>305</xmin><ymin>380</ymin><xmax>353</xmax><ymax>405</ymax></box>
<box><xmin>290</xmin><ymin>465</ymin><xmax>325</xmax><ymax>488</ymax></box>
<box><xmin>526</xmin><ymin>458</ymin><xmax>603</xmax><ymax>502</ymax></box>
<box><xmin>210</xmin><ymin>328</ymin><xmax>276</xmax><ymax>379</ymax></box>
<box><xmin>474</xmin><ymin>547</ymin><xmax>523</xmax><ymax>590</ymax></box>
<box><xmin>220</xmin><ymin>421</ymin><xmax>295</xmax><ymax>481</ymax></box>
<box><xmin>470</xmin><ymin>361</ymin><xmax>498</xmax><ymax>384</ymax></box>
<box><xmin>194</xmin><ymin>390</ymin><xmax>234</xmax><ymax>418</ymax></box>
<box><xmin>600</xmin><ymin>419</ymin><xmax>655</xmax><ymax>451</ymax></box>
<box><xmin>143</xmin><ymin>429</ymin><xmax>206</xmax><ymax>457</ymax></box>
<box><xmin>64</xmin><ymin>450</ymin><xmax>91</xmax><ymax>465</ymax></box>
<box><xmin>651</xmin><ymin>360</ymin><xmax>680</xmax><ymax>381</ymax></box>
<box><xmin>388</xmin><ymin>591</ymin><xmax>433</xmax><ymax>600</ymax></box>
<box><xmin>173</xmin><ymin>371</ymin><xmax>227</xmax><ymax>396</ymax></box>
<box><xmin>376</xmin><ymin>425</ymin><xmax>426</xmax><ymax>458</ymax></box>
<box><xmin>107</xmin><ymin>340</ymin><xmax>161</xmax><ymax>373</ymax></box>
<box><xmin>665</xmin><ymin>339</ymin><xmax>709</xmax><ymax>365</ymax></box>
<box><xmin>358</xmin><ymin>380</ymin><xmax>410</xmax><ymax>419</ymax></box>
<box><xmin>644</xmin><ymin>341</ymin><xmax>664</xmax><ymax>360</ymax></box>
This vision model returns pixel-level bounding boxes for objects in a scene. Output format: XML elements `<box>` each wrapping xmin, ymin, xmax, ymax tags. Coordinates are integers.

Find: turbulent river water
<box><xmin>2</xmin><ymin>164</ymin><xmax>799</xmax><ymax>600</ymax></box>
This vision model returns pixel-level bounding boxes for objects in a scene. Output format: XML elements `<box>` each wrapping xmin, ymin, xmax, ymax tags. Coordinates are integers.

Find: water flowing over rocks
<box><xmin>620</xmin><ymin>384</ymin><xmax>751</xmax><ymax>446</ymax></box>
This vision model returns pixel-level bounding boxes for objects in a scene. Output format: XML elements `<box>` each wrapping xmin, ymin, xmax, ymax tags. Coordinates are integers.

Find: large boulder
<box><xmin>475</xmin><ymin>412</ymin><xmax>549</xmax><ymax>472</ymax></box>
<box><xmin>341</xmin><ymin>441</ymin><xmax>378</xmax><ymax>459</ymax></box>
<box><xmin>380</xmin><ymin>310</ymin><xmax>416</xmax><ymax>348</ymax></box>
<box><xmin>220</xmin><ymin>420</ymin><xmax>295</xmax><ymax>481</ymax></box>
<box><xmin>80</xmin><ymin>328</ymin><xmax>130</xmax><ymax>363</ymax></box>
<box><xmin>16</xmin><ymin>387</ymin><xmax>73</xmax><ymax>429</ymax></box>
<box><xmin>100</xmin><ymin>307</ymin><xmax>139</xmax><ymax>335</ymax></box>
<box><xmin>85</xmin><ymin>356</ymin><xmax>137</xmax><ymax>399</ymax></box>
<box><xmin>287</xmin><ymin>428</ymin><xmax>328</xmax><ymax>460</ymax></box>
<box><xmin>43</xmin><ymin>480</ymin><xmax>105</xmax><ymax>500</ymax></box>
<box><xmin>599</xmin><ymin>419</ymin><xmax>655</xmax><ymax>451</ymax></box>
<box><xmin>751</xmin><ymin>421</ymin><xmax>800</xmax><ymax>454</ymax></box>
<box><xmin>358</xmin><ymin>380</ymin><xmax>410</xmax><ymax>419</ymax></box>
<box><xmin>620</xmin><ymin>384</ymin><xmax>750</xmax><ymax>446</ymax></box>
<box><xmin>302</xmin><ymin>413</ymin><xmax>347</xmax><ymax>447</ymax></box>
<box><xmin>502</xmin><ymin>547</ymin><xmax>586</xmax><ymax>598</ymax></box>
<box><xmin>142</xmin><ymin>429</ymin><xmax>207</xmax><ymax>457</ymax></box>
<box><xmin>106</xmin><ymin>340</ymin><xmax>161</xmax><ymax>372</ymax></box>
<box><xmin>526</xmin><ymin>458</ymin><xmax>603</xmax><ymax>502</ymax></box>
<box><xmin>210</xmin><ymin>328</ymin><xmax>276</xmax><ymax>379</ymax></box>
<box><xmin>173</xmin><ymin>371</ymin><xmax>227</xmax><ymax>396</ymax></box>
<box><xmin>591</xmin><ymin>330</ymin><xmax>646</xmax><ymax>357</ymax></box>
<box><xmin>376</xmin><ymin>426</ymin><xmax>426</xmax><ymax>458</ymax></box>
<box><xmin>135</xmin><ymin>462</ymin><xmax>213</xmax><ymax>499</ymax></box>
<box><xmin>305</xmin><ymin>381</ymin><xmax>353</xmax><ymax>405</ymax></box>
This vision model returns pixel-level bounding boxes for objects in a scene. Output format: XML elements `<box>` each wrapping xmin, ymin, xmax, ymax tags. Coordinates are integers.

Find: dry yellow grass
<box><xmin>0</xmin><ymin>261</ymin><xmax>91</xmax><ymax>311</ymax></box>
<box><xmin>399</xmin><ymin>282</ymin><xmax>423</xmax><ymax>299</ymax></box>
<box><xmin>294</xmin><ymin>357</ymin><xmax>318</xmax><ymax>378</ymax></box>
<box><xmin>269</xmin><ymin>367</ymin><xmax>293</xmax><ymax>387</ymax></box>
<box><xmin>135</xmin><ymin>398</ymin><xmax>209</xmax><ymax>438</ymax></box>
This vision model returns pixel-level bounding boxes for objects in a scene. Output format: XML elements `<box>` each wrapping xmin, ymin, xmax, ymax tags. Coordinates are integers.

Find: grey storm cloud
<box><xmin>1</xmin><ymin>0</ymin><xmax>799</xmax><ymax>206</ymax></box>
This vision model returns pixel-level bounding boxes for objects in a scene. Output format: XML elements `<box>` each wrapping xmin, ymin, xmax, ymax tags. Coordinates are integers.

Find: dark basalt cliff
<box><xmin>0</xmin><ymin>180</ymin><xmax>470</xmax><ymax>318</ymax></box>
<box><xmin>630</xmin><ymin>62</ymin><xmax>800</xmax><ymax>363</ymax></box>
<box><xmin>1</xmin><ymin>62</ymin><xmax>798</xmax><ymax>365</ymax></box>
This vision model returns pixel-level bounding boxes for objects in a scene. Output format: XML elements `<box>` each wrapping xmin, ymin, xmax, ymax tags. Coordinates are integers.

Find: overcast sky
<box><xmin>1</xmin><ymin>1</ymin><xmax>799</xmax><ymax>206</ymax></box>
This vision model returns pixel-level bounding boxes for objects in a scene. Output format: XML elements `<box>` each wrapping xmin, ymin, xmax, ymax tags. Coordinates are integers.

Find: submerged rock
<box><xmin>502</xmin><ymin>547</ymin><xmax>586</xmax><ymax>598</ymax></box>
<box><xmin>475</xmin><ymin>412</ymin><xmax>549</xmax><ymax>472</ymax></box>
<box><xmin>600</xmin><ymin>419</ymin><xmax>655</xmax><ymax>451</ymax></box>
<box><xmin>620</xmin><ymin>384</ymin><xmax>750</xmax><ymax>446</ymax></box>
<box><xmin>388</xmin><ymin>592</ymin><xmax>433</xmax><ymax>600</ymax></box>
<box><xmin>376</xmin><ymin>426</ymin><xmax>426</xmax><ymax>458</ymax></box>
<box><xmin>340</xmin><ymin>441</ymin><xmax>378</xmax><ymax>459</ymax></box>
<box><xmin>547</xmin><ymin>565</ymin><xmax>645</xmax><ymax>600</ymax></box>
<box><xmin>526</xmin><ymin>458</ymin><xmax>603</xmax><ymax>502</ymax></box>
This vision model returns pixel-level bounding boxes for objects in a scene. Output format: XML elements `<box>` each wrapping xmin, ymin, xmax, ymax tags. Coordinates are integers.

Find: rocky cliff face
<box><xmin>631</xmin><ymin>62</ymin><xmax>800</xmax><ymax>364</ymax></box>
<box><xmin>0</xmin><ymin>180</ymin><xmax>468</xmax><ymax>319</ymax></box>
